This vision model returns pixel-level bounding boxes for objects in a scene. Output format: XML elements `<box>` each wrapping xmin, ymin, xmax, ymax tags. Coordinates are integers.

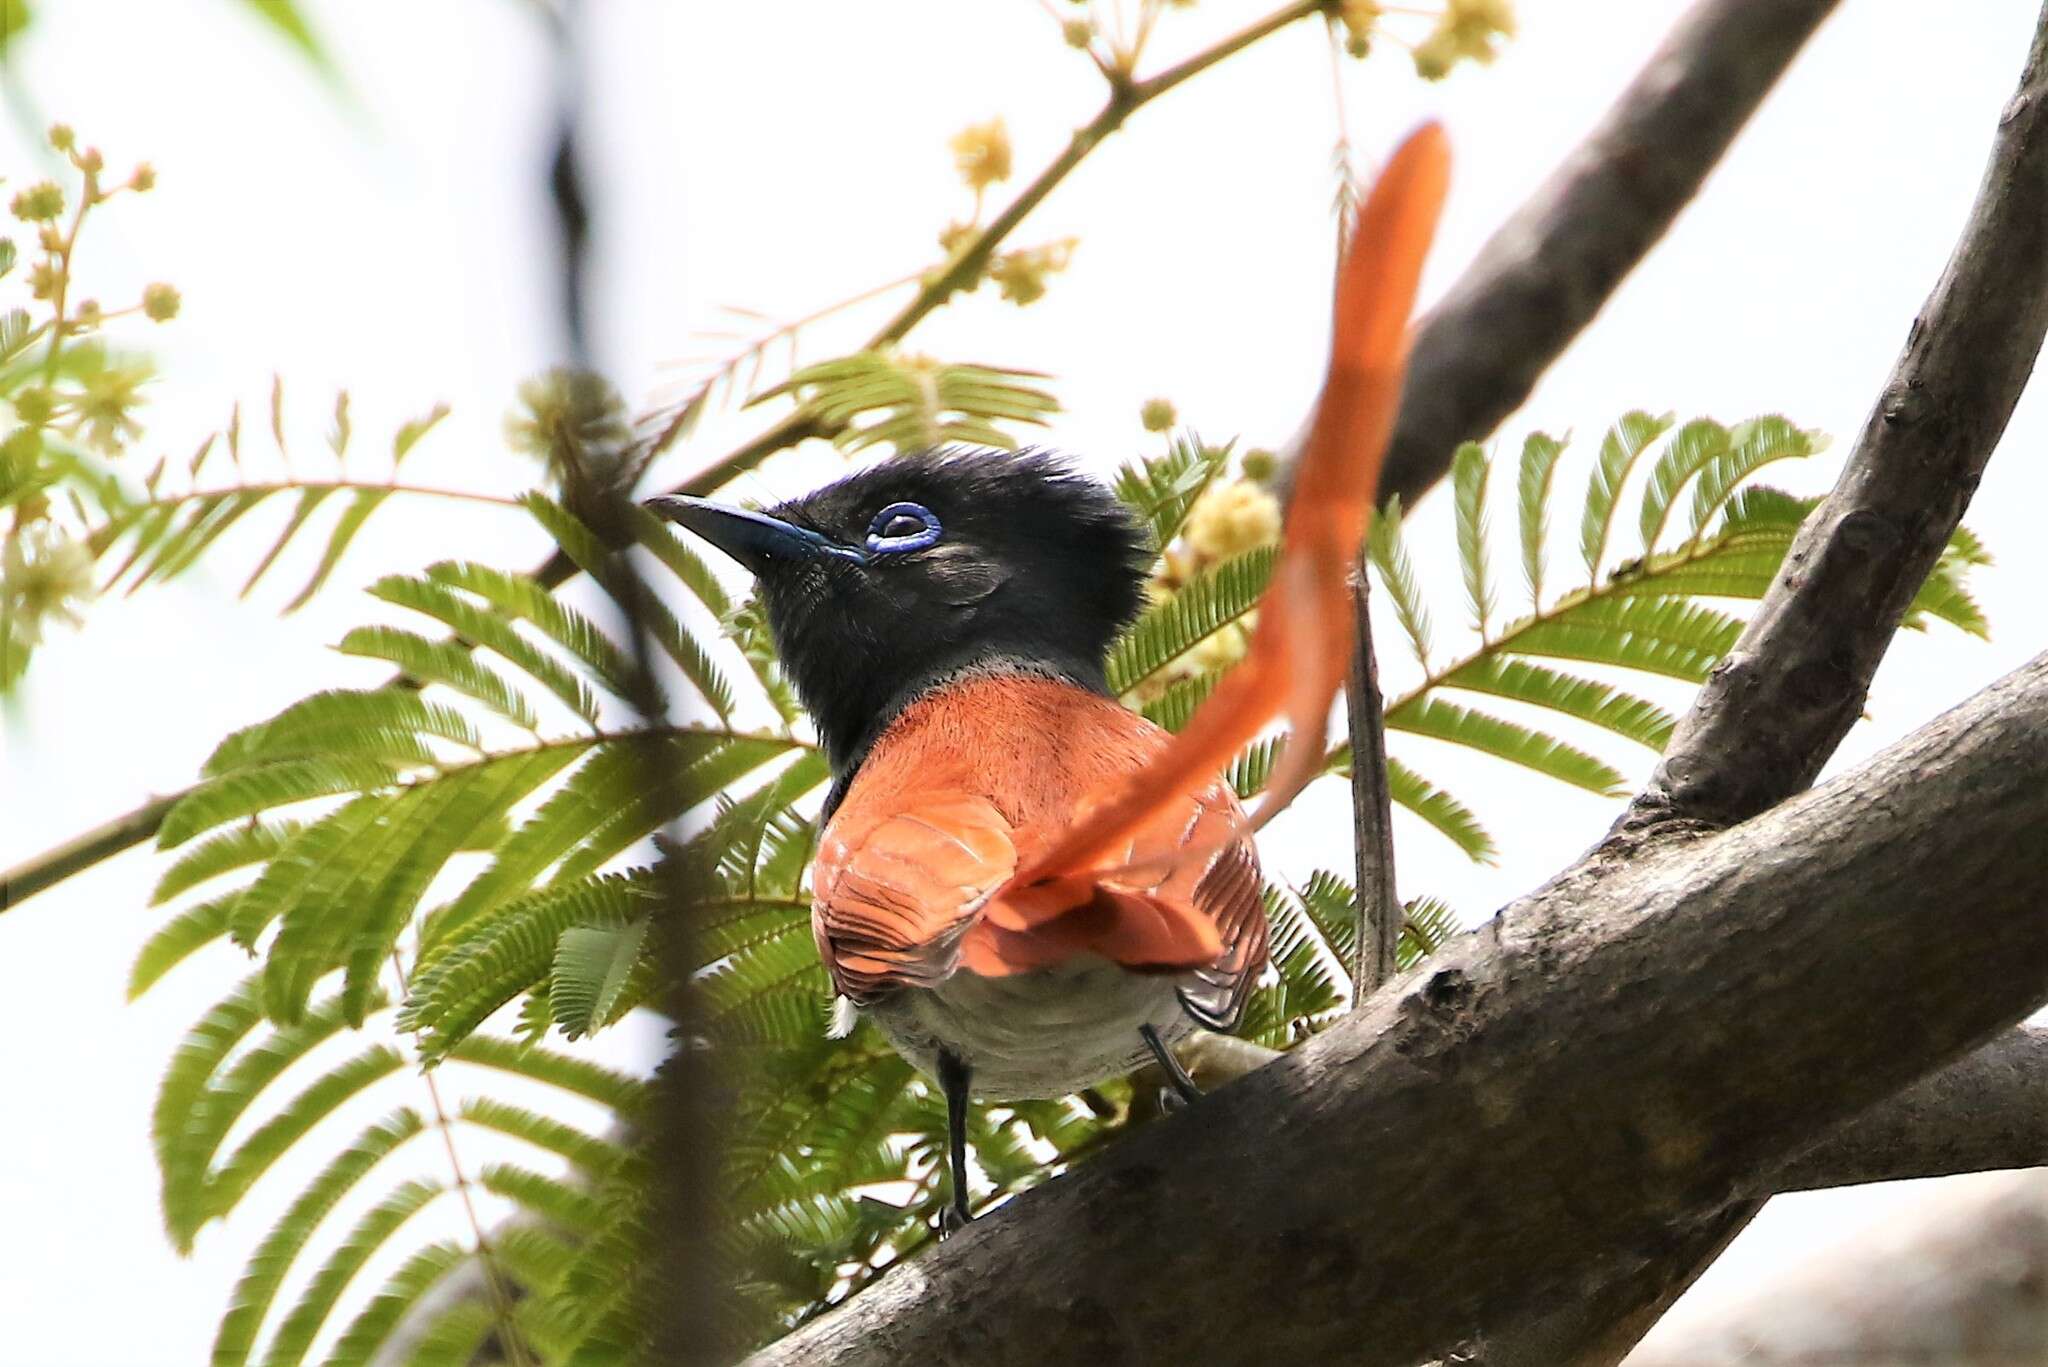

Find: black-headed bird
<box><xmin>652</xmin><ymin>123</ymin><xmax>1449</xmax><ymax>1227</ymax></box>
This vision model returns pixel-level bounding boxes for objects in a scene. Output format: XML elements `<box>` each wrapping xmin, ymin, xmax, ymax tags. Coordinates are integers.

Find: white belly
<box><xmin>865</xmin><ymin>957</ymin><xmax>1195</xmax><ymax>1100</ymax></box>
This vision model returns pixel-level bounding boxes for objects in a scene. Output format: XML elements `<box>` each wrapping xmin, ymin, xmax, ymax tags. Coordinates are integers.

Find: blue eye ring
<box><xmin>865</xmin><ymin>501</ymin><xmax>942</xmax><ymax>554</ymax></box>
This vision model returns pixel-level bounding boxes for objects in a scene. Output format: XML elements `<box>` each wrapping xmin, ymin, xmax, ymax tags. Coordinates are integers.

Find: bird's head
<box><xmin>649</xmin><ymin>447</ymin><xmax>1150</xmax><ymax>770</ymax></box>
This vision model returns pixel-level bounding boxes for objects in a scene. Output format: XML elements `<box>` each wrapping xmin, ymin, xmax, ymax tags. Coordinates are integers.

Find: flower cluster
<box><xmin>1</xmin><ymin>521</ymin><xmax>94</xmax><ymax>650</ymax></box>
<box><xmin>1132</xmin><ymin>469</ymin><xmax>1285</xmax><ymax>701</ymax></box>
<box><xmin>1338</xmin><ymin>0</ymin><xmax>1517</xmax><ymax>77</ymax></box>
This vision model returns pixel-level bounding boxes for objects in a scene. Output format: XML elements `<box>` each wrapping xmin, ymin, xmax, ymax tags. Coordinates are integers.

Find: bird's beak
<box><xmin>644</xmin><ymin>495</ymin><xmax>864</xmax><ymax>575</ymax></box>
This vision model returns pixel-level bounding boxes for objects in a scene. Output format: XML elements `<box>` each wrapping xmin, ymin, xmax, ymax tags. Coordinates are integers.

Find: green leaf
<box><xmin>0</xmin><ymin>307</ymin><xmax>36</xmax><ymax>363</ymax></box>
<box><xmin>336</xmin><ymin>625</ymin><xmax>540</xmax><ymax>731</ymax></box>
<box><xmin>1386</xmin><ymin>758</ymin><xmax>1496</xmax><ymax>864</ymax></box>
<box><xmin>551</xmin><ymin>919</ymin><xmax>651</xmax><ymax>1039</ymax></box>
<box><xmin>1523</xmin><ymin>430</ymin><xmax>1564</xmax><ymax>606</ymax></box>
<box><xmin>1441</xmin><ymin>655</ymin><xmax>1675</xmax><ymax>751</ymax></box>
<box><xmin>1579</xmin><ymin>409</ymin><xmax>1674</xmax><ymax>579</ymax></box>
<box><xmin>1689</xmin><ymin>416</ymin><xmax>1824</xmax><ymax>536</ymax></box>
<box><xmin>153</xmin><ymin>819</ymin><xmax>303</xmax><ymax>906</ymax></box>
<box><xmin>1511</xmin><ymin>593</ymin><xmax>1743</xmax><ymax>683</ymax></box>
<box><xmin>260</xmin><ymin>749</ymin><xmax>581</xmax><ymax>1025</ymax></box>
<box><xmin>1386</xmin><ymin>696</ymin><xmax>1626</xmax><ymax>795</ymax></box>
<box><xmin>157</xmin><ymin>755</ymin><xmax>401</xmax><ymax>848</ymax></box>
<box><xmin>1367</xmin><ymin>496</ymin><xmax>1431</xmax><ymax>667</ymax></box>
<box><xmin>204</xmin><ymin>687</ymin><xmax>481</xmax><ymax>775</ymax></box>
<box><xmin>1637</xmin><ymin>417</ymin><xmax>1730</xmax><ymax>551</ymax></box>
<box><xmin>238</xmin><ymin>0</ymin><xmax>333</xmax><ymax>73</ymax></box>
<box><xmin>392</xmin><ymin>401</ymin><xmax>451</xmax><ymax>466</ymax></box>
<box><xmin>212</xmin><ymin>1110</ymin><xmax>426</xmax><ymax>1366</ymax></box>
<box><xmin>319</xmin><ymin>1241</ymin><xmax>468</xmax><ymax>1367</ymax></box>
<box><xmin>405</xmin><ymin>873</ymin><xmax>654</xmax><ymax>1059</ymax></box>
<box><xmin>129</xmin><ymin>894</ymin><xmax>238</xmax><ymax>1000</ymax></box>
<box><xmin>1295</xmin><ymin>869</ymin><xmax>1359</xmax><ymax>969</ymax></box>
<box><xmin>425</xmin><ymin>560</ymin><xmax>638</xmax><ymax>702</ymax></box>
<box><xmin>258</xmin><ymin>1179</ymin><xmax>445</xmax><ymax>1367</ymax></box>
<box><xmin>457</xmin><ymin>1098</ymin><xmax>625</xmax><ymax>1177</ymax></box>
<box><xmin>369</xmin><ymin>571</ymin><xmax>602</xmax><ymax>726</ymax></box>
<box><xmin>284</xmin><ymin>487</ymin><xmax>389</xmax><ymax>613</ymax></box>
<box><xmin>1105</xmin><ymin>546</ymin><xmax>1273</xmax><ymax>696</ymax></box>
<box><xmin>1452</xmin><ymin>442</ymin><xmax>1493</xmax><ymax>637</ymax></box>
<box><xmin>481</xmin><ymin>1163</ymin><xmax>609</xmax><ymax>1235</ymax></box>
<box><xmin>1111</xmin><ymin>434</ymin><xmax>1231</xmax><ymax>548</ymax></box>
<box><xmin>1398</xmin><ymin>895</ymin><xmax>1461</xmax><ymax>967</ymax></box>
<box><xmin>443</xmin><ymin>1036</ymin><xmax>652</xmax><ymax>1118</ymax></box>
<box><xmin>239</xmin><ymin>485</ymin><xmax>335</xmax><ymax>597</ymax></box>
<box><xmin>206</xmin><ymin>1044</ymin><xmax>406</xmax><ymax>1228</ymax></box>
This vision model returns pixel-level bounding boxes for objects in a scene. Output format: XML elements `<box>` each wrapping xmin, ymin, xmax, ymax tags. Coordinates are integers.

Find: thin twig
<box><xmin>1345</xmin><ymin>576</ymin><xmax>1399</xmax><ymax>1002</ymax></box>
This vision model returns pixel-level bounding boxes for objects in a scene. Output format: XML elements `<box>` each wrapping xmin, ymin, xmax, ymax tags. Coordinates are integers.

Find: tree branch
<box><xmin>1346</xmin><ymin>576</ymin><xmax>1399</xmax><ymax>1000</ymax></box>
<box><xmin>1378</xmin><ymin>0</ymin><xmax>1845</xmax><ymax>510</ymax></box>
<box><xmin>1511</xmin><ymin>15</ymin><xmax>2048</xmax><ymax>1355</ymax></box>
<box><xmin>1765</xmin><ymin>1026</ymin><xmax>2048</xmax><ymax>1195</ymax></box>
<box><xmin>1634</xmin><ymin>1</ymin><xmax>2048</xmax><ymax>831</ymax></box>
<box><xmin>745</xmin><ymin>653</ymin><xmax>2048</xmax><ymax>1367</ymax></box>
<box><xmin>1625</xmin><ymin>1170</ymin><xmax>2048</xmax><ymax>1366</ymax></box>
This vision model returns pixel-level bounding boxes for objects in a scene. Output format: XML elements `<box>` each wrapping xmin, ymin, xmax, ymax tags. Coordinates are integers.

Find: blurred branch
<box><xmin>1378</xmin><ymin>0</ymin><xmax>1845</xmax><ymax>510</ymax></box>
<box><xmin>1624</xmin><ymin>1170</ymin><xmax>2048</xmax><ymax>1367</ymax></box>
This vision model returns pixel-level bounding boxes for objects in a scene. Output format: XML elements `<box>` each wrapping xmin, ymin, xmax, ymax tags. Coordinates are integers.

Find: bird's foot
<box><xmin>938</xmin><ymin>1200</ymin><xmax>974</xmax><ymax>1238</ymax></box>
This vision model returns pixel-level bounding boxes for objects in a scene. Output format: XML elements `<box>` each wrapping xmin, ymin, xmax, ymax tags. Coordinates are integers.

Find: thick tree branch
<box><xmin>1766</xmin><ymin>1025</ymin><xmax>2048</xmax><ymax>1195</ymax></box>
<box><xmin>747</xmin><ymin>654</ymin><xmax>2048</xmax><ymax>1367</ymax></box>
<box><xmin>1516</xmin><ymin>17</ymin><xmax>2048</xmax><ymax>1356</ymax></box>
<box><xmin>1635</xmin><ymin>3</ymin><xmax>2048</xmax><ymax>830</ymax></box>
<box><xmin>1378</xmin><ymin>0</ymin><xmax>1844</xmax><ymax>509</ymax></box>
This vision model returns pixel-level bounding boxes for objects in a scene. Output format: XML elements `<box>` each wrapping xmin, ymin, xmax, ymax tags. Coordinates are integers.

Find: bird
<box><xmin>650</xmin><ymin>122</ymin><xmax>1450</xmax><ymax>1228</ymax></box>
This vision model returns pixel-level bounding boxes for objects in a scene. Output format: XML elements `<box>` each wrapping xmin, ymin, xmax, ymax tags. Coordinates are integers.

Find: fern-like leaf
<box><xmin>1111</xmin><ymin>434</ymin><xmax>1231</xmax><ymax>548</ymax></box>
<box><xmin>1637</xmin><ymin>416</ymin><xmax>1730</xmax><ymax>551</ymax></box>
<box><xmin>1579</xmin><ymin>409</ymin><xmax>1673</xmax><ymax>580</ymax></box>
<box><xmin>1367</xmin><ymin>497</ymin><xmax>1432</xmax><ymax>667</ymax></box>
<box><xmin>1451</xmin><ymin>442</ymin><xmax>1493</xmax><ymax>637</ymax></box>
<box><xmin>1105</xmin><ymin>546</ymin><xmax>1273</xmax><ymax>696</ymax></box>
<box><xmin>211</xmin><ymin>1108</ymin><xmax>426</xmax><ymax>1364</ymax></box>
<box><xmin>1386</xmin><ymin>696</ymin><xmax>1625</xmax><ymax>795</ymax></box>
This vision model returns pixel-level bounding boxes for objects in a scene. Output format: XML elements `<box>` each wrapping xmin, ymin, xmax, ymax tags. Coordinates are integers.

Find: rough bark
<box><xmin>1625</xmin><ymin>1170</ymin><xmax>2048</xmax><ymax>1366</ymax></box>
<box><xmin>1378</xmin><ymin>0</ymin><xmax>1845</xmax><ymax>510</ymax></box>
<box><xmin>744</xmin><ymin>654</ymin><xmax>2048</xmax><ymax>1367</ymax></box>
<box><xmin>1770</xmin><ymin>1026</ymin><xmax>2048</xmax><ymax>1194</ymax></box>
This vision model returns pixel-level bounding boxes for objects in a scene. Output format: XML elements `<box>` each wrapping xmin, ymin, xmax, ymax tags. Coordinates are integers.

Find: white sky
<box><xmin>2</xmin><ymin>2</ymin><xmax>2044</xmax><ymax>1363</ymax></box>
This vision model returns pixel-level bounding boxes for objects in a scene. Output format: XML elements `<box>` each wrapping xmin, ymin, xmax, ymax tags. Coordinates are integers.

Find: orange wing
<box><xmin>1005</xmin><ymin>121</ymin><xmax>1451</xmax><ymax>891</ymax></box>
<box><xmin>812</xmin><ymin>794</ymin><xmax>1016</xmax><ymax>1001</ymax></box>
<box><xmin>811</xmin><ymin>678</ymin><xmax>1267</xmax><ymax>1020</ymax></box>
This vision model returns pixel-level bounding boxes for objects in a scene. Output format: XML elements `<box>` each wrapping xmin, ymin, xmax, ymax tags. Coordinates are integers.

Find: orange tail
<box><xmin>1012</xmin><ymin>122</ymin><xmax>1451</xmax><ymax>888</ymax></box>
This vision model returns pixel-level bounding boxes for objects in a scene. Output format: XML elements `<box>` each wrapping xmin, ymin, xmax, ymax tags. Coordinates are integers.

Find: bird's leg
<box><xmin>1139</xmin><ymin>1023</ymin><xmax>1201</xmax><ymax>1109</ymax></box>
<box><xmin>936</xmin><ymin>1048</ymin><xmax>974</xmax><ymax>1232</ymax></box>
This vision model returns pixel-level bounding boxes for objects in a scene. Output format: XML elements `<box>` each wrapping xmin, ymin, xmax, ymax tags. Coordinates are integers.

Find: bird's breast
<box><xmin>864</xmin><ymin>955</ymin><xmax>1195</xmax><ymax>1100</ymax></box>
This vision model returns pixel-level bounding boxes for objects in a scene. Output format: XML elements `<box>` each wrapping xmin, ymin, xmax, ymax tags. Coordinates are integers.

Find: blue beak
<box><xmin>645</xmin><ymin>495</ymin><xmax>865</xmax><ymax>575</ymax></box>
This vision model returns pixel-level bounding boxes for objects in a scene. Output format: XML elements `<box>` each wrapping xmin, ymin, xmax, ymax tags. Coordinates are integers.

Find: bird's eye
<box><xmin>865</xmin><ymin>501</ymin><xmax>942</xmax><ymax>554</ymax></box>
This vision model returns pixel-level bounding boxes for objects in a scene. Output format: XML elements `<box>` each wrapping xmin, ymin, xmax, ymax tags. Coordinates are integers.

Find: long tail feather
<box><xmin>1011</xmin><ymin>121</ymin><xmax>1451</xmax><ymax>886</ymax></box>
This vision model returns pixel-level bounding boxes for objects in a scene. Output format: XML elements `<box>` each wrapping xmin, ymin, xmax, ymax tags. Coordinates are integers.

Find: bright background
<box><xmin>2</xmin><ymin>2</ymin><xmax>2043</xmax><ymax>1362</ymax></box>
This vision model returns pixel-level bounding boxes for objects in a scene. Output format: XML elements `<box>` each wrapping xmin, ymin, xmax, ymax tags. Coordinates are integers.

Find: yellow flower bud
<box><xmin>949</xmin><ymin>118</ymin><xmax>1012</xmax><ymax>194</ymax></box>
<box><xmin>47</xmin><ymin>124</ymin><xmax>75</xmax><ymax>153</ymax></box>
<box><xmin>1140</xmin><ymin>397</ymin><xmax>1177</xmax><ymax>433</ymax></box>
<box><xmin>129</xmin><ymin>163</ymin><xmax>157</xmax><ymax>192</ymax></box>
<box><xmin>142</xmin><ymin>282</ymin><xmax>181</xmax><ymax>322</ymax></box>
<box><xmin>1184</xmin><ymin>479</ymin><xmax>1283</xmax><ymax>561</ymax></box>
